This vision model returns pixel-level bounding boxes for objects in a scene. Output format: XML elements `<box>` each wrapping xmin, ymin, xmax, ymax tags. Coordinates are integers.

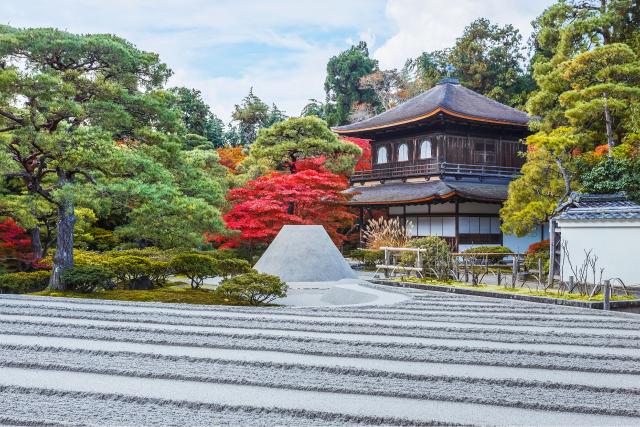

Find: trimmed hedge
<box><xmin>0</xmin><ymin>271</ymin><xmax>50</xmax><ymax>293</ymax></box>
<box><xmin>216</xmin><ymin>271</ymin><xmax>288</xmax><ymax>305</ymax></box>
<box><xmin>349</xmin><ymin>249</ymin><xmax>384</xmax><ymax>267</ymax></box>
<box><xmin>62</xmin><ymin>265</ymin><xmax>114</xmax><ymax>293</ymax></box>
<box><xmin>463</xmin><ymin>245</ymin><xmax>513</xmax><ymax>264</ymax></box>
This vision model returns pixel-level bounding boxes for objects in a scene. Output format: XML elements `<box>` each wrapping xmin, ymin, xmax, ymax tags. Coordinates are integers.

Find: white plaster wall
<box><xmin>557</xmin><ymin>220</ymin><xmax>640</xmax><ymax>286</ymax></box>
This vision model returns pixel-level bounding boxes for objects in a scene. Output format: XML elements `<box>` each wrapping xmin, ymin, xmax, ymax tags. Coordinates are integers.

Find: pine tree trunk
<box><xmin>604</xmin><ymin>96</ymin><xmax>615</xmax><ymax>159</ymax></box>
<box><xmin>49</xmin><ymin>194</ymin><xmax>76</xmax><ymax>290</ymax></box>
<box><xmin>30</xmin><ymin>227</ymin><xmax>43</xmax><ymax>260</ymax></box>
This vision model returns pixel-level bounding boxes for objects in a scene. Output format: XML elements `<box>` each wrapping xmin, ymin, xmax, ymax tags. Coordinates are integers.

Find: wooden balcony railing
<box><xmin>350</xmin><ymin>162</ymin><xmax>520</xmax><ymax>183</ymax></box>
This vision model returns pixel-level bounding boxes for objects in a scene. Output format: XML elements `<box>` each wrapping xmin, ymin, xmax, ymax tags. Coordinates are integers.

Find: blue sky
<box><xmin>1</xmin><ymin>0</ymin><xmax>554</xmax><ymax>122</ymax></box>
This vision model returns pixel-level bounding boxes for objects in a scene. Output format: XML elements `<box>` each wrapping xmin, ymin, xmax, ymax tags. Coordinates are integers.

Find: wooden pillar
<box><xmin>402</xmin><ymin>205</ymin><xmax>407</xmax><ymax>229</ymax></box>
<box><xmin>358</xmin><ymin>207</ymin><xmax>364</xmax><ymax>247</ymax></box>
<box><xmin>454</xmin><ymin>199</ymin><xmax>460</xmax><ymax>252</ymax></box>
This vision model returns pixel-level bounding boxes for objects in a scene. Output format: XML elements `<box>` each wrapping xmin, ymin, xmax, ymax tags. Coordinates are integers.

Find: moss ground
<box><xmin>395</xmin><ymin>277</ymin><xmax>637</xmax><ymax>302</ymax></box>
<box><xmin>33</xmin><ymin>284</ymin><xmax>246</xmax><ymax>306</ymax></box>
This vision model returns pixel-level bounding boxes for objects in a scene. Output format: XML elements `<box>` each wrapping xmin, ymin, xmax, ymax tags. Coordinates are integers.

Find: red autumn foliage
<box><xmin>216</xmin><ymin>146</ymin><xmax>246</xmax><ymax>174</ymax></box>
<box><xmin>341</xmin><ymin>136</ymin><xmax>371</xmax><ymax>171</ymax></box>
<box><xmin>526</xmin><ymin>239</ymin><xmax>549</xmax><ymax>255</ymax></box>
<box><xmin>0</xmin><ymin>218</ymin><xmax>39</xmax><ymax>269</ymax></box>
<box><xmin>221</xmin><ymin>166</ymin><xmax>354</xmax><ymax>247</ymax></box>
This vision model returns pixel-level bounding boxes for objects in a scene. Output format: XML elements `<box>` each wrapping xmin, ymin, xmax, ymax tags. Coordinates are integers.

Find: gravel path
<box><xmin>1</xmin><ymin>286</ymin><xmax>639</xmax><ymax>425</ymax></box>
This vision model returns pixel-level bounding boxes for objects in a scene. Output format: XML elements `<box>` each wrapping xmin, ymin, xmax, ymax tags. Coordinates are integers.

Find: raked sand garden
<box><xmin>1</xmin><ymin>282</ymin><xmax>640</xmax><ymax>425</ymax></box>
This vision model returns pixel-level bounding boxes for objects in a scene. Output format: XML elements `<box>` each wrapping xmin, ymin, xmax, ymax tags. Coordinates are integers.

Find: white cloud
<box><xmin>373</xmin><ymin>0</ymin><xmax>556</xmax><ymax>69</ymax></box>
<box><xmin>2</xmin><ymin>0</ymin><xmax>554</xmax><ymax>122</ymax></box>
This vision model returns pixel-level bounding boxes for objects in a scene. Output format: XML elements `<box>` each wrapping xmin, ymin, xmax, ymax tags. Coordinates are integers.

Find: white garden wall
<box><xmin>556</xmin><ymin>219</ymin><xmax>640</xmax><ymax>286</ymax></box>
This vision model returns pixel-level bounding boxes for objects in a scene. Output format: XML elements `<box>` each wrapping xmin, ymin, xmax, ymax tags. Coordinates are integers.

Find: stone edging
<box><xmin>371</xmin><ymin>279</ymin><xmax>640</xmax><ymax>309</ymax></box>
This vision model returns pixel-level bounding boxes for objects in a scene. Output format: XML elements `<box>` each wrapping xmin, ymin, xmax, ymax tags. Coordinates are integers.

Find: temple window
<box><xmin>377</xmin><ymin>146</ymin><xmax>388</xmax><ymax>164</ymax></box>
<box><xmin>419</xmin><ymin>140</ymin><xmax>432</xmax><ymax>159</ymax></box>
<box><xmin>397</xmin><ymin>143</ymin><xmax>409</xmax><ymax>162</ymax></box>
<box><xmin>474</xmin><ymin>141</ymin><xmax>496</xmax><ymax>164</ymax></box>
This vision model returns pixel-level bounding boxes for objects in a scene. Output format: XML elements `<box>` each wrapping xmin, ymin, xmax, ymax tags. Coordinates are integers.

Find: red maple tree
<box><xmin>220</xmin><ymin>161</ymin><xmax>354</xmax><ymax>248</ymax></box>
<box><xmin>341</xmin><ymin>136</ymin><xmax>371</xmax><ymax>171</ymax></box>
<box><xmin>0</xmin><ymin>218</ymin><xmax>39</xmax><ymax>270</ymax></box>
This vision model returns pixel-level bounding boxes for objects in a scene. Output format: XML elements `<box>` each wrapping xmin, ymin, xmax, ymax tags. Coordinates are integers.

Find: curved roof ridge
<box><xmin>333</xmin><ymin>82</ymin><xmax>529</xmax><ymax>134</ymax></box>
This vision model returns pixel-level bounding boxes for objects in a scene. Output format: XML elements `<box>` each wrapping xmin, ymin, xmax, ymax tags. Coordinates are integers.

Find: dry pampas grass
<box><xmin>363</xmin><ymin>217</ymin><xmax>409</xmax><ymax>249</ymax></box>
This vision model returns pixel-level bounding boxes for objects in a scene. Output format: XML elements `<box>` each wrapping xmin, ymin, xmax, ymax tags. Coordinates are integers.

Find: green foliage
<box><xmin>169</xmin><ymin>87</ymin><xmax>226</xmax><ymax>148</ymax></box>
<box><xmin>463</xmin><ymin>246</ymin><xmax>513</xmax><ymax>264</ymax></box>
<box><xmin>447</xmin><ymin>18</ymin><xmax>534</xmax><ymax>107</ymax></box>
<box><xmin>559</xmin><ymin>44</ymin><xmax>640</xmax><ymax>148</ymax></box>
<box><xmin>501</xmin><ymin>141</ymin><xmax>574</xmax><ymax>237</ymax></box>
<box><xmin>248</xmin><ymin>116</ymin><xmax>361</xmax><ymax>175</ymax></box>
<box><xmin>84</xmin><ymin>227</ymin><xmax>120</xmax><ymax>252</ymax></box>
<box><xmin>231</xmin><ymin>88</ymin><xmax>286</xmax><ymax>146</ymax></box>
<box><xmin>324</xmin><ymin>41</ymin><xmax>379</xmax><ymax>126</ymax></box>
<box><xmin>213</xmin><ymin>258</ymin><xmax>251</xmax><ymax>279</ymax></box>
<box><xmin>404</xmin><ymin>237</ymin><xmax>451</xmax><ymax>279</ymax></box>
<box><xmin>0</xmin><ymin>271</ymin><xmax>50</xmax><ymax>293</ymax></box>
<box><xmin>578</xmin><ymin>157</ymin><xmax>640</xmax><ymax>201</ymax></box>
<box><xmin>0</xmin><ymin>25</ymin><xmax>227</xmax><ymax>289</ymax></box>
<box><xmin>62</xmin><ymin>265</ymin><xmax>114</xmax><ymax>293</ymax></box>
<box><xmin>216</xmin><ymin>271</ymin><xmax>288</xmax><ymax>305</ymax></box>
<box><xmin>106</xmin><ymin>255</ymin><xmax>153</xmax><ymax>289</ymax></box>
<box><xmin>349</xmin><ymin>249</ymin><xmax>384</xmax><ymax>267</ymax></box>
<box><xmin>403</xmin><ymin>18</ymin><xmax>533</xmax><ymax>107</ymax></box>
<box><xmin>170</xmin><ymin>253</ymin><xmax>219</xmax><ymax>289</ymax></box>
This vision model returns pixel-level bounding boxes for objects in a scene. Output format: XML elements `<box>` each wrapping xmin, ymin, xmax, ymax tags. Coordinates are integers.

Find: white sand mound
<box><xmin>253</xmin><ymin>225</ymin><xmax>357</xmax><ymax>282</ymax></box>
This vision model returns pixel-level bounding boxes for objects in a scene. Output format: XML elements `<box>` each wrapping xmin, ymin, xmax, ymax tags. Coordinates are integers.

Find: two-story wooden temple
<box><xmin>334</xmin><ymin>77</ymin><xmax>548</xmax><ymax>252</ymax></box>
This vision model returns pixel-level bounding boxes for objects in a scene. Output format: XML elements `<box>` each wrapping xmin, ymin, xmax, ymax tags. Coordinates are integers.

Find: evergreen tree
<box><xmin>0</xmin><ymin>26</ymin><xmax>226</xmax><ymax>289</ymax></box>
<box><xmin>324</xmin><ymin>41</ymin><xmax>379</xmax><ymax>126</ymax></box>
<box><xmin>231</xmin><ymin>88</ymin><xmax>269</xmax><ymax>146</ymax></box>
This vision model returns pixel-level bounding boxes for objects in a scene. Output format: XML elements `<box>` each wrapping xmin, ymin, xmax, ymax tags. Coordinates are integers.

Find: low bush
<box><xmin>147</xmin><ymin>260</ymin><xmax>172</xmax><ymax>287</ymax></box>
<box><xmin>214</xmin><ymin>258</ymin><xmax>252</xmax><ymax>279</ymax></box>
<box><xmin>0</xmin><ymin>270</ymin><xmax>50</xmax><ymax>293</ymax></box>
<box><xmin>349</xmin><ymin>249</ymin><xmax>384</xmax><ymax>267</ymax></box>
<box><xmin>403</xmin><ymin>237</ymin><xmax>451</xmax><ymax>279</ymax></box>
<box><xmin>62</xmin><ymin>265</ymin><xmax>114</xmax><ymax>293</ymax></box>
<box><xmin>463</xmin><ymin>246</ymin><xmax>513</xmax><ymax>264</ymax></box>
<box><xmin>525</xmin><ymin>240</ymin><xmax>550</xmax><ymax>273</ymax></box>
<box><xmin>216</xmin><ymin>271</ymin><xmax>288</xmax><ymax>305</ymax></box>
<box><xmin>170</xmin><ymin>253</ymin><xmax>220</xmax><ymax>289</ymax></box>
<box><xmin>107</xmin><ymin>255</ymin><xmax>153</xmax><ymax>289</ymax></box>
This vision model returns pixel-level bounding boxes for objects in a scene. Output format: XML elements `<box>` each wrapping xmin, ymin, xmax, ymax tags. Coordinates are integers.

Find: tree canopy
<box><xmin>0</xmin><ymin>26</ymin><xmax>226</xmax><ymax>288</ymax></box>
<box><xmin>501</xmin><ymin>0</ymin><xmax>640</xmax><ymax>236</ymax></box>
<box><xmin>324</xmin><ymin>41</ymin><xmax>379</xmax><ymax>126</ymax></box>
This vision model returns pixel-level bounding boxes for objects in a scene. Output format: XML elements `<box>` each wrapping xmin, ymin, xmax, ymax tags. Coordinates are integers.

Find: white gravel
<box><xmin>1</xmin><ymin>285</ymin><xmax>640</xmax><ymax>426</ymax></box>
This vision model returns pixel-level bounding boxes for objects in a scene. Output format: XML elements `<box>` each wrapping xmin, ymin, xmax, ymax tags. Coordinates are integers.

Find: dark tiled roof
<box><xmin>556</xmin><ymin>192</ymin><xmax>640</xmax><ymax>220</ymax></box>
<box><xmin>345</xmin><ymin>179</ymin><xmax>509</xmax><ymax>205</ymax></box>
<box><xmin>333</xmin><ymin>79</ymin><xmax>529</xmax><ymax>133</ymax></box>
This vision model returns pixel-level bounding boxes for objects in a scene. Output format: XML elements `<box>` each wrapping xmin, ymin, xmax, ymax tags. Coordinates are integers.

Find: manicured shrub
<box><xmin>213</xmin><ymin>258</ymin><xmax>252</xmax><ymax>279</ymax></box>
<box><xmin>69</xmin><ymin>250</ymin><xmax>111</xmax><ymax>268</ymax></box>
<box><xmin>170</xmin><ymin>253</ymin><xmax>220</xmax><ymax>289</ymax></box>
<box><xmin>463</xmin><ymin>245</ymin><xmax>512</xmax><ymax>264</ymax></box>
<box><xmin>216</xmin><ymin>271</ymin><xmax>288</xmax><ymax>305</ymax></box>
<box><xmin>107</xmin><ymin>255</ymin><xmax>153</xmax><ymax>289</ymax></box>
<box><xmin>62</xmin><ymin>265</ymin><xmax>114</xmax><ymax>293</ymax></box>
<box><xmin>349</xmin><ymin>249</ymin><xmax>384</xmax><ymax>267</ymax></box>
<box><xmin>0</xmin><ymin>270</ymin><xmax>50</xmax><ymax>293</ymax></box>
<box><xmin>525</xmin><ymin>240</ymin><xmax>550</xmax><ymax>273</ymax></box>
<box><xmin>86</xmin><ymin>227</ymin><xmax>119</xmax><ymax>251</ymax></box>
<box><xmin>404</xmin><ymin>237</ymin><xmax>451</xmax><ymax>279</ymax></box>
<box><xmin>147</xmin><ymin>261</ymin><xmax>172</xmax><ymax>287</ymax></box>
